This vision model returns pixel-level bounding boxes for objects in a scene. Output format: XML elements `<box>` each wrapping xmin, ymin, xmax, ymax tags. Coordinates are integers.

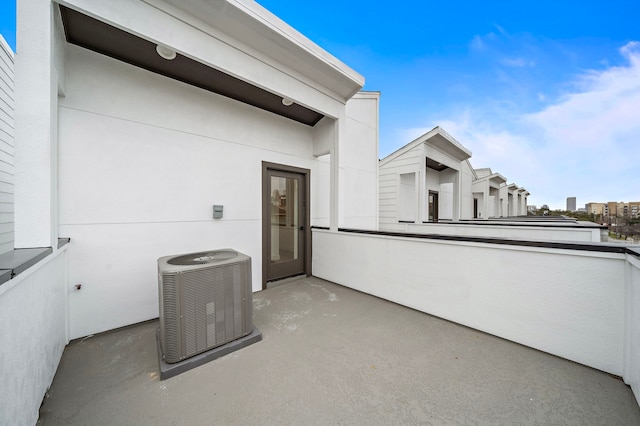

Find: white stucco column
<box><xmin>454</xmin><ymin>172</ymin><xmax>460</xmax><ymax>221</ymax></box>
<box><xmin>14</xmin><ymin>1</ymin><xmax>59</xmax><ymax>248</ymax></box>
<box><xmin>330</xmin><ymin>115</ymin><xmax>343</xmax><ymax>231</ymax></box>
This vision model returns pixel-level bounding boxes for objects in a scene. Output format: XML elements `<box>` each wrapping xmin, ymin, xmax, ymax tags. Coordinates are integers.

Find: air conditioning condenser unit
<box><xmin>157</xmin><ymin>249</ymin><xmax>256</xmax><ymax>365</ymax></box>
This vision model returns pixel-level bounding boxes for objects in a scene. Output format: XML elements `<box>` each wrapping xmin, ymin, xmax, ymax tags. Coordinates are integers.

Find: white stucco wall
<box><xmin>499</xmin><ymin>185</ymin><xmax>507</xmax><ymax>217</ymax></box>
<box><xmin>499</xmin><ymin>185</ymin><xmax>521</xmax><ymax>217</ymax></box>
<box><xmin>340</xmin><ymin>92</ymin><xmax>378</xmax><ymax>230</ymax></box>
<box><xmin>0</xmin><ymin>248</ymin><xmax>69</xmax><ymax>426</ymax></box>
<box><xmin>459</xmin><ymin>159</ymin><xmax>474</xmax><ymax>219</ymax></box>
<box><xmin>438</xmin><ymin>171</ymin><xmax>457</xmax><ymax>220</ymax></box>
<box><xmin>379</xmin><ymin>144</ymin><xmax>422</xmax><ymax>227</ymax></box>
<box><xmin>473</xmin><ymin>192</ymin><xmax>484</xmax><ymax>218</ymax></box>
<box><xmin>313</xmin><ymin>230</ymin><xmax>626</xmax><ymax>376</ymax></box>
<box><xmin>14</xmin><ymin>0</ymin><xmax>377</xmax><ymax>341</ymax></box>
<box><xmin>58</xmin><ymin>42</ymin><xmax>377</xmax><ymax>339</ymax></box>
<box><xmin>14</xmin><ymin>1</ymin><xmax>62</xmax><ymax>249</ymax></box>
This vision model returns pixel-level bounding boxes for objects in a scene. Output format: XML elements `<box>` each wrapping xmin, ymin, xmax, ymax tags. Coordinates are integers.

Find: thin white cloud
<box><xmin>500</xmin><ymin>57</ymin><xmax>535</xmax><ymax>67</ymax></box>
<box><xmin>493</xmin><ymin>24</ymin><xmax>508</xmax><ymax>36</ymax></box>
<box><xmin>400</xmin><ymin>41</ymin><xmax>640</xmax><ymax>209</ymax></box>
<box><xmin>526</xmin><ymin>41</ymin><xmax>640</xmax><ymax>150</ymax></box>
<box><xmin>620</xmin><ymin>40</ymin><xmax>639</xmax><ymax>57</ymax></box>
<box><xmin>435</xmin><ymin>116</ymin><xmax>541</xmax><ymax>186</ymax></box>
<box><xmin>469</xmin><ymin>31</ymin><xmax>498</xmax><ymax>52</ymax></box>
<box><xmin>520</xmin><ymin>41</ymin><xmax>640</xmax><ymax>206</ymax></box>
<box><xmin>469</xmin><ymin>35</ymin><xmax>486</xmax><ymax>51</ymax></box>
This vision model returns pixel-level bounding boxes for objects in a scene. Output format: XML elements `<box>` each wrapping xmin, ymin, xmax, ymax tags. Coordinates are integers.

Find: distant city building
<box><xmin>586</xmin><ymin>201</ymin><xmax>640</xmax><ymax>218</ymax></box>
<box><xmin>567</xmin><ymin>197</ymin><xmax>577</xmax><ymax>212</ymax></box>
<box><xmin>527</xmin><ymin>205</ymin><xmax>537</xmax><ymax>213</ymax></box>
<box><xmin>586</xmin><ymin>202</ymin><xmax>606</xmax><ymax>216</ymax></box>
<box><xmin>608</xmin><ymin>202</ymin><xmax>619</xmax><ymax>217</ymax></box>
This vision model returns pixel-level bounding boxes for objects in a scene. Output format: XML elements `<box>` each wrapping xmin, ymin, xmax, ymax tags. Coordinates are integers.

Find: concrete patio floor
<box><xmin>38</xmin><ymin>276</ymin><xmax>640</xmax><ymax>425</ymax></box>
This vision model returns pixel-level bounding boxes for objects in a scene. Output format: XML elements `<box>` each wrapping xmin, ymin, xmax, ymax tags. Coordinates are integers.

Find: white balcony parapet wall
<box><xmin>0</xmin><ymin>247</ymin><xmax>69</xmax><ymax>426</ymax></box>
<box><xmin>312</xmin><ymin>229</ymin><xmax>636</xmax><ymax>401</ymax></box>
<box><xmin>379</xmin><ymin>221</ymin><xmax>604</xmax><ymax>242</ymax></box>
<box><xmin>625</xmin><ymin>249</ymin><xmax>640</xmax><ymax>404</ymax></box>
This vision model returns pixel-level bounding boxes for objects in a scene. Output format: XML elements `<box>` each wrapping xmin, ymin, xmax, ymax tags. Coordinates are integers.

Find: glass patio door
<box><xmin>263</xmin><ymin>166</ymin><xmax>306</xmax><ymax>284</ymax></box>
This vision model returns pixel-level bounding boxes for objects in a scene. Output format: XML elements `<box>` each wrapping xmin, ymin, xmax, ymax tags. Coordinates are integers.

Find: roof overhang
<box><xmin>426</xmin><ymin>157</ymin><xmax>449</xmax><ymax>171</ymax></box>
<box><xmin>475</xmin><ymin>172</ymin><xmax>507</xmax><ymax>185</ymax></box>
<box><xmin>424</xmin><ymin>127</ymin><xmax>472</xmax><ymax>161</ymax></box>
<box><xmin>489</xmin><ymin>173</ymin><xmax>508</xmax><ymax>185</ymax></box>
<box><xmin>58</xmin><ymin>0</ymin><xmax>363</xmax><ymax>126</ymax></box>
<box><xmin>474</xmin><ymin>168</ymin><xmax>493</xmax><ymax>178</ymax></box>
<box><xmin>154</xmin><ymin>0</ymin><xmax>364</xmax><ymax>100</ymax></box>
<box><xmin>380</xmin><ymin>126</ymin><xmax>472</xmax><ymax>166</ymax></box>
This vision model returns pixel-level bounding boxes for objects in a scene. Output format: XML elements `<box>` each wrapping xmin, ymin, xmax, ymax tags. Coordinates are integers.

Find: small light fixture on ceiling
<box><xmin>281</xmin><ymin>97</ymin><xmax>293</xmax><ymax>106</ymax></box>
<box><xmin>156</xmin><ymin>44</ymin><xmax>176</xmax><ymax>60</ymax></box>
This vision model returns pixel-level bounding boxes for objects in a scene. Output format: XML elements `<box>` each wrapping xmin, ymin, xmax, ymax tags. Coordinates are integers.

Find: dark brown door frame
<box><xmin>261</xmin><ymin>161</ymin><xmax>311</xmax><ymax>290</ymax></box>
<box><xmin>429</xmin><ymin>190</ymin><xmax>439</xmax><ymax>222</ymax></box>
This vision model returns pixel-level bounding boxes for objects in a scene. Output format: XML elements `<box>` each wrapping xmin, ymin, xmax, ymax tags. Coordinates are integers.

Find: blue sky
<box><xmin>258</xmin><ymin>0</ymin><xmax>640</xmax><ymax>210</ymax></box>
<box><xmin>1</xmin><ymin>1</ymin><xmax>638</xmax><ymax>210</ymax></box>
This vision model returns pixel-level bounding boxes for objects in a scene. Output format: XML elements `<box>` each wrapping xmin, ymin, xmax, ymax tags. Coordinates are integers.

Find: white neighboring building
<box><xmin>14</xmin><ymin>0</ymin><xmax>379</xmax><ymax>340</ymax></box>
<box><xmin>378</xmin><ymin>126</ymin><xmax>531</xmax><ymax>229</ymax></box>
<box><xmin>0</xmin><ymin>36</ymin><xmax>14</xmax><ymax>255</ymax></box>
<box><xmin>471</xmin><ymin>168</ymin><xmax>507</xmax><ymax>219</ymax></box>
<box><xmin>379</xmin><ymin>126</ymin><xmax>473</xmax><ymax>229</ymax></box>
<box><xmin>499</xmin><ymin>182</ymin><xmax>529</xmax><ymax>217</ymax></box>
<box><xmin>503</xmin><ymin>184</ymin><xmax>530</xmax><ymax>217</ymax></box>
<box><xmin>518</xmin><ymin>188</ymin><xmax>530</xmax><ymax>216</ymax></box>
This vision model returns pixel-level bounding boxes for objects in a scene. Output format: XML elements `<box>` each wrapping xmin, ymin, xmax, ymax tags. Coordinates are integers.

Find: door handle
<box><xmin>299</xmin><ymin>226</ymin><xmax>305</xmax><ymax>231</ymax></box>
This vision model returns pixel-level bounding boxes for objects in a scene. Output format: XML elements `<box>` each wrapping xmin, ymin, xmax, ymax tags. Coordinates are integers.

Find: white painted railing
<box><xmin>0</xmin><ymin>247</ymin><xmax>69</xmax><ymax>426</ymax></box>
<box><xmin>312</xmin><ymin>229</ymin><xmax>639</xmax><ymax>406</ymax></box>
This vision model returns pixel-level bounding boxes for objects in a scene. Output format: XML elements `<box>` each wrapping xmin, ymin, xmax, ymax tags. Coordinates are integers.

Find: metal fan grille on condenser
<box><xmin>167</xmin><ymin>249</ymin><xmax>238</xmax><ymax>265</ymax></box>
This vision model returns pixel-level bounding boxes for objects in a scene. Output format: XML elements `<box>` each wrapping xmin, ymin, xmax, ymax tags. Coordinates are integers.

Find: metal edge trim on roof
<box><xmin>228</xmin><ymin>0</ymin><xmax>364</xmax><ymax>88</ymax></box>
